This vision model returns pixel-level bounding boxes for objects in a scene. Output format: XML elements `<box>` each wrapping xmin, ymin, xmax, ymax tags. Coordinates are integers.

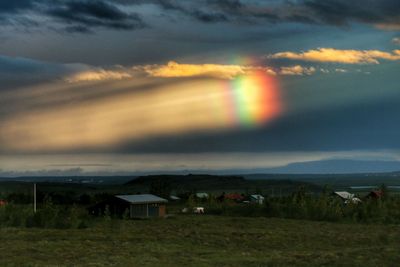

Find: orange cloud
<box><xmin>269</xmin><ymin>48</ymin><xmax>400</xmax><ymax>64</ymax></box>
<box><xmin>66</xmin><ymin>69</ymin><xmax>132</xmax><ymax>83</ymax></box>
<box><xmin>141</xmin><ymin>61</ymin><xmax>247</xmax><ymax>79</ymax></box>
<box><xmin>279</xmin><ymin>65</ymin><xmax>316</xmax><ymax>76</ymax></box>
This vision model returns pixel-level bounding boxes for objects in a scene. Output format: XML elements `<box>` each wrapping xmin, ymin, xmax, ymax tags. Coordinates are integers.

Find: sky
<box><xmin>0</xmin><ymin>0</ymin><xmax>399</xmax><ymax>175</ymax></box>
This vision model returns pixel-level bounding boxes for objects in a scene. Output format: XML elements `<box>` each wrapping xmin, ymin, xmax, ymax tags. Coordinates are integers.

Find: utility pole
<box><xmin>33</xmin><ymin>183</ymin><xmax>37</xmax><ymax>213</ymax></box>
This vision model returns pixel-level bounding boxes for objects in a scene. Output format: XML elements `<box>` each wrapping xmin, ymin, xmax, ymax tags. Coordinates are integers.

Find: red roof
<box><xmin>368</xmin><ymin>190</ymin><xmax>383</xmax><ymax>198</ymax></box>
<box><xmin>0</xmin><ymin>200</ymin><xmax>7</xmax><ymax>206</ymax></box>
<box><xmin>224</xmin><ymin>193</ymin><xmax>244</xmax><ymax>201</ymax></box>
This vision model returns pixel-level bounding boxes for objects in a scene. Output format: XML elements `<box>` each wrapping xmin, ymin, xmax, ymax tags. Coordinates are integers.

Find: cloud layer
<box><xmin>65</xmin><ymin>68</ymin><xmax>132</xmax><ymax>82</ymax></box>
<box><xmin>269</xmin><ymin>48</ymin><xmax>400</xmax><ymax>64</ymax></box>
<box><xmin>1</xmin><ymin>0</ymin><xmax>400</xmax><ymax>33</ymax></box>
<box><xmin>141</xmin><ymin>61</ymin><xmax>246</xmax><ymax>79</ymax></box>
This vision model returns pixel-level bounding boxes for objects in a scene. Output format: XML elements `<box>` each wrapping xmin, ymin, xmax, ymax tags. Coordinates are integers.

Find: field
<box><xmin>1</xmin><ymin>215</ymin><xmax>399</xmax><ymax>267</ymax></box>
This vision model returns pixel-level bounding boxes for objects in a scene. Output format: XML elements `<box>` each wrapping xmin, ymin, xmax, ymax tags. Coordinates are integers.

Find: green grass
<box><xmin>0</xmin><ymin>215</ymin><xmax>399</xmax><ymax>267</ymax></box>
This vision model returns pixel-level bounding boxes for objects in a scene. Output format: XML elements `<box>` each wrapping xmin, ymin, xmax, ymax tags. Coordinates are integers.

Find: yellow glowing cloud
<box><xmin>0</xmin><ymin>73</ymin><xmax>282</xmax><ymax>152</ymax></box>
<box><xmin>141</xmin><ymin>61</ymin><xmax>247</xmax><ymax>79</ymax></box>
<box><xmin>66</xmin><ymin>69</ymin><xmax>132</xmax><ymax>82</ymax></box>
<box><xmin>269</xmin><ymin>48</ymin><xmax>400</xmax><ymax>64</ymax></box>
<box><xmin>279</xmin><ymin>65</ymin><xmax>316</xmax><ymax>76</ymax></box>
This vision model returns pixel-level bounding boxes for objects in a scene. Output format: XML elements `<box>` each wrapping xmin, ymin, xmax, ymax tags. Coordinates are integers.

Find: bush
<box><xmin>0</xmin><ymin>202</ymin><xmax>91</xmax><ymax>229</ymax></box>
<box><xmin>185</xmin><ymin>189</ymin><xmax>400</xmax><ymax>224</ymax></box>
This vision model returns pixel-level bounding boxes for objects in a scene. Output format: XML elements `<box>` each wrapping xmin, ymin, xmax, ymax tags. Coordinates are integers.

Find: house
<box><xmin>89</xmin><ymin>194</ymin><xmax>168</xmax><ymax>218</ymax></box>
<box><xmin>169</xmin><ymin>195</ymin><xmax>181</xmax><ymax>201</ymax></box>
<box><xmin>250</xmin><ymin>194</ymin><xmax>265</xmax><ymax>204</ymax></box>
<box><xmin>195</xmin><ymin>192</ymin><xmax>209</xmax><ymax>199</ymax></box>
<box><xmin>333</xmin><ymin>191</ymin><xmax>361</xmax><ymax>204</ymax></box>
<box><xmin>333</xmin><ymin>191</ymin><xmax>354</xmax><ymax>200</ymax></box>
<box><xmin>365</xmin><ymin>190</ymin><xmax>383</xmax><ymax>199</ymax></box>
<box><xmin>224</xmin><ymin>193</ymin><xmax>245</xmax><ymax>203</ymax></box>
<box><xmin>0</xmin><ymin>199</ymin><xmax>7</xmax><ymax>206</ymax></box>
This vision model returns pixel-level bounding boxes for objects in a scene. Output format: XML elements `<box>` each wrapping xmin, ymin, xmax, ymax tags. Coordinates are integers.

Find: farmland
<box><xmin>1</xmin><ymin>215</ymin><xmax>399</xmax><ymax>267</ymax></box>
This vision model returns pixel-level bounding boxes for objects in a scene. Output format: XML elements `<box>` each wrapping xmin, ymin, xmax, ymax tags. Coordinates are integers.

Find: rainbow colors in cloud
<box><xmin>1</xmin><ymin>69</ymin><xmax>283</xmax><ymax>152</ymax></box>
<box><xmin>223</xmin><ymin>70</ymin><xmax>282</xmax><ymax>127</ymax></box>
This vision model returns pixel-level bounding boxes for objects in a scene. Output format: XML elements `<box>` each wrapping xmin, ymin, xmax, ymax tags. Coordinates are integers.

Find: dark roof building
<box><xmin>89</xmin><ymin>194</ymin><xmax>168</xmax><ymax>218</ymax></box>
<box><xmin>366</xmin><ymin>190</ymin><xmax>384</xmax><ymax>199</ymax></box>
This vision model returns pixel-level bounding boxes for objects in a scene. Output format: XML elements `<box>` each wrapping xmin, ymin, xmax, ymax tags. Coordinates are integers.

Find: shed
<box><xmin>333</xmin><ymin>191</ymin><xmax>361</xmax><ymax>204</ymax></box>
<box><xmin>333</xmin><ymin>191</ymin><xmax>354</xmax><ymax>200</ymax></box>
<box><xmin>250</xmin><ymin>194</ymin><xmax>265</xmax><ymax>204</ymax></box>
<box><xmin>195</xmin><ymin>193</ymin><xmax>209</xmax><ymax>199</ymax></box>
<box><xmin>89</xmin><ymin>194</ymin><xmax>168</xmax><ymax>218</ymax></box>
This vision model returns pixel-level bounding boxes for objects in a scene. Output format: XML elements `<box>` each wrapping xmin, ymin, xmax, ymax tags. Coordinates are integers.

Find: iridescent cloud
<box><xmin>0</xmin><ymin>71</ymin><xmax>282</xmax><ymax>152</ymax></box>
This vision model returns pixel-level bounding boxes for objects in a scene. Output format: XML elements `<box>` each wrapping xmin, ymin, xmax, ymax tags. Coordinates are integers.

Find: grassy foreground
<box><xmin>0</xmin><ymin>215</ymin><xmax>399</xmax><ymax>267</ymax></box>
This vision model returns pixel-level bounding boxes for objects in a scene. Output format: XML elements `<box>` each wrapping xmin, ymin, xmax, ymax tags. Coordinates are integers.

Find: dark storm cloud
<box><xmin>0</xmin><ymin>0</ymin><xmax>145</xmax><ymax>32</ymax></box>
<box><xmin>46</xmin><ymin>0</ymin><xmax>145</xmax><ymax>32</ymax></box>
<box><xmin>0</xmin><ymin>0</ymin><xmax>33</xmax><ymax>13</ymax></box>
<box><xmin>118</xmin><ymin>0</ymin><xmax>400</xmax><ymax>28</ymax></box>
<box><xmin>301</xmin><ymin>0</ymin><xmax>400</xmax><ymax>26</ymax></box>
<box><xmin>1</xmin><ymin>0</ymin><xmax>399</xmax><ymax>33</ymax></box>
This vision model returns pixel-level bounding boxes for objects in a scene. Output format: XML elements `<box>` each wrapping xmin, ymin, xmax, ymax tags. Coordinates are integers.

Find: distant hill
<box><xmin>125</xmin><ymin>174</ymin><xmax>321</xmax><ymax>193</ymax></box>
<box><xmin>125</xmin><ymin>174</ymin><xmax>247</xmax><ymax>190</ymax></box>
<box><xmin>258</xmin><ymin>159</ymin><xmax>400</xmax><ymax>174</ymax></box>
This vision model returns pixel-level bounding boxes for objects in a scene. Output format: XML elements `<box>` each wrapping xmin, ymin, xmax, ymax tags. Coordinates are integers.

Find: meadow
<box><xmin>1</xmin><ymin>175</ymin><xmax>400</xmax><ymax>266</ymax></box>
<box><xmin>1</xmin><ymin>215</ymin><xmax>400</xmax><ymax>267</ymax></box>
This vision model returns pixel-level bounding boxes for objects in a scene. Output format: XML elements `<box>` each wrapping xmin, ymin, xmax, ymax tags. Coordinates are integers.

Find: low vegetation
<box><xmin>0</xmin><ymin>215</ymin><xmax>399</xmax><ymax>266</ymax></box>
<box><xmin>1</xmin><ymin>178</ymin><xmax>400</xmax><ymax>266</ymax></box>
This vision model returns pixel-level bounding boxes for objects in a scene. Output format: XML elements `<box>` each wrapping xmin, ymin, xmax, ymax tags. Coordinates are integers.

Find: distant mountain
<box><xmin>259</xmin><ymin>159</ymin><xmax>400</xmax><ymax>174</ymax></box>
<box><xmin>125</xmin><ymin>174</ymin><xmax>321</xmax><ymax>192</ymax></box>
<box><xmin>125</xmin><ymin>174</ymin><xmax>247</xmax><ymax>190</ymax></box>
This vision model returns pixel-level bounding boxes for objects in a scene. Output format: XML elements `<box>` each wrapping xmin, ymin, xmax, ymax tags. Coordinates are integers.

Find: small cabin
<box><xmin>333</xmin><ymin>191</ymin><xmax>361</xmax><ymax>204</ymax></box>
<box><xmin>89</xmin><ymin>194</ymin><xmax>168</xmax><ymax>218</ymax></box>
<box><xmin>250</xmin><ymin>194</ymin><xmax>265</xmax><ymax>204</ymax></box>
<box><xmin>195</xmin><ymin>193</ymin><xmax>209</xmax><ymax>199</ymax></box>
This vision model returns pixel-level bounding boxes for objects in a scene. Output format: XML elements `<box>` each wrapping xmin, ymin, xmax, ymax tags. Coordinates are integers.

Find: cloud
<box><xmin>0</xmin><ymin>0</ymin><xmax>33</xmax><ymax>13</ymax></box>
<box><xmin>1</xmin><ymin>0</ymin><xmax>400</xmax><ymax>34</ymax></box>
<box><xmin>0</xmin><ymin>74</ymin><xmax>282</xmax><ymax>153</ymax></box>
<box><xmin>140</xmin><ymin>61</ymin><xmax>284</xmax><ymax>79</ymax></box>
<box><xmin>65</xmin><ymin>68</ymin><xmax>132</xmax><ymax>82</ymax></box>
<box><xmin>46</xmin><ymin>0</ymin><xmax>145</xmax><ymax>32</ymax></box>
<box><xmin>375</xmin><ymin>23</ymin><xmax>400</xmax><ymax>31</ymax></box>
<box><xmin>335</xmin><ymin>68</ymin><xmax>347</xmax><ymax>73</ymax></box>
<box><xmin>269</xmin><ymin>48</ymin><xmax>400</xmax><ymax>64</ymax></box>
<box><xmin>393</xmin><ymin>37</ymin><xmax>400</xmax><ymax>45</ymax></box>
<box><xmin>141</xmin><ymin>61</ymin><xmax>246</xmax><ymax>79</ymax></box>
<box><xmin>0</xmin><ymin>0</ymin><xmax>146</xmax><ymax>33</ymax></box>
<box><xmin>112</xmin><ymin>0</ymin><xmax>400</xmax><ymax>30</ymax></box>
<box><xmin>279</xmin><ymin>65</ymin><xmax>316</xmax><ymax>76</ymax></box>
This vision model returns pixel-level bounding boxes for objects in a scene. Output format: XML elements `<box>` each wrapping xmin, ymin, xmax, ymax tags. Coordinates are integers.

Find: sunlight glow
<box><xmin>0</xmin><ymin>71</ymin><xmax>282</xmax><ymax>152</ymax></box>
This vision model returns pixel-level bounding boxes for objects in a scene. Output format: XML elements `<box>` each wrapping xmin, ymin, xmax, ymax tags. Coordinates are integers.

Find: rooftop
<box><xmin>115</xmin><ymin>194</ymin><xmax>168</xmax><ymax>204</ymax></box>
<box><xmin>334</xmin><ymin>191</ymin><xmax>355</xmax><ymax>199</ymax></box>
